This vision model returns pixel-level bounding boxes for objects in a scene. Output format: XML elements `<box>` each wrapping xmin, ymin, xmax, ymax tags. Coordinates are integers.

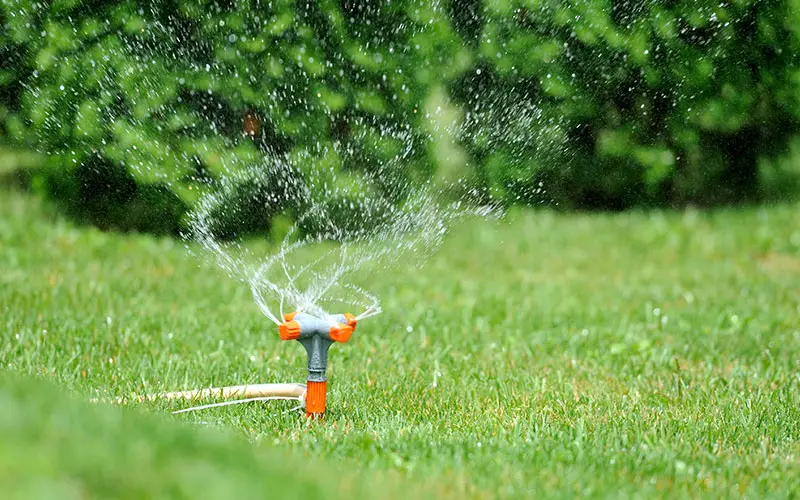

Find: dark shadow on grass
<box><xmin>1</xmin><ymin>155</ymin><xmax>188</xmax><ymax>237</ymax></box>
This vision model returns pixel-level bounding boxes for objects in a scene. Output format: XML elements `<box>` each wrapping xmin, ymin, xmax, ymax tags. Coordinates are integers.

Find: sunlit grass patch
<box><xmin>2</xmin><ymin>188</ymin><xmax>799</xmax><ymax>497</ymax></box>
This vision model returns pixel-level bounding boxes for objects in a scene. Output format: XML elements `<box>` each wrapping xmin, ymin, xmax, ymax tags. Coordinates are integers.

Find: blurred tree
<box><xmin>449</xmin><ymin>0</ymin><xmax>800</xmax><ymax>208</ymax></box>
<box><xmin>0</xmin><ymin>0</ymin><xmax>467</xmax><ymax>236</ymax></box>
<box><xmin>1</xmin><ymin>0</ymin><xmax>799</xmax><ymax>235</ymax></box>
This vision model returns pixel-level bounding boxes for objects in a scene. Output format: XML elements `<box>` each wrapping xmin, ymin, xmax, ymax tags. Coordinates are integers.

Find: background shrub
<box><xmin>1</xmin><ymin>0</ymin><xmax>799</xmax><ymax>236</ymax></box>
<box><xmin>0</xmin><ymin>0</ymin><xmax>467</xmax><ymax>234</ymax></box>
<box><xmin>450</xmin><ymin>0</ymin><xmax>800</xmax><ymax>209</ymax></box>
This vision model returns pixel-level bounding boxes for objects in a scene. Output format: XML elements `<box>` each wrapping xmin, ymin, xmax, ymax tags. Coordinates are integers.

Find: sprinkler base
<box><xmin>305</xmin><ymin>380</ymin><xmax>327</xmax><ymax>419</ymax></box>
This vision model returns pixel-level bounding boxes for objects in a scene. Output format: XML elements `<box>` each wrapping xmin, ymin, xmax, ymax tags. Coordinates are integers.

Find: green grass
<box><xmin>0</xmin><ymin>374</ymin><xmax>410</xmax><ymax>500</ymax></box>
<box><xmin>2</xmin><ymin>186</ymin><xmax>800</xmax><ymax>498</ymax></box>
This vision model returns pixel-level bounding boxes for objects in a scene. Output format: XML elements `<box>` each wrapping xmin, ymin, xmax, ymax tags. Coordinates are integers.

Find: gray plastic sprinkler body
<box><xmin>278</xmin><ymin>311</ymin><xmax>357</xmax><ymax>418</ymax></box>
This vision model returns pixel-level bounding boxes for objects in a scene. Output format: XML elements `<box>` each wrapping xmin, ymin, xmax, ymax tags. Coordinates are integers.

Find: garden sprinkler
<box><xmin>99</xmin><ymin>310</ymin><xmax>361</xmax><ymax>420</ymax></box>
<box><xmin>278</xmin><ymin>312</ymin><xmax>357</xmax><ymax>419</ymax></box>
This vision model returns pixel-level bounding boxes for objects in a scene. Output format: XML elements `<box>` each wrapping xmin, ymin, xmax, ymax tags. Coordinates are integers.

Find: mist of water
<box><xmin>188</xmin><ymin>152</ymin><xmax>501</xmax><ymax>324</ymax></box>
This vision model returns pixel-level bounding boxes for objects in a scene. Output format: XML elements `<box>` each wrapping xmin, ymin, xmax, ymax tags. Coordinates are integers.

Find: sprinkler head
<box><xmin>278</xmin><ymin>312</ymin><xmax>357</xmax><ymax>419</ymax></box>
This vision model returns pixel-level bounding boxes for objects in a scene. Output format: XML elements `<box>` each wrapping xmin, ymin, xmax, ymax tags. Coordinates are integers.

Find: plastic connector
<box><xmin>328</xmin><ymin>323</ymin><xmax>353</xmax><ymax>343</ymax></box>
<box><xmin>305</xmin><ymin>380</ymin><xmax>327</xmax><ymax>418</ymax></box>
<box><xmin>342</xmin><ymin>312</ymin><xmax>358</xmax><ymax>330</ymax></box>
<box><xmin>278</xmin><ymin>320</ymin><xmax>300</xmax><ymax>340</ymax></box>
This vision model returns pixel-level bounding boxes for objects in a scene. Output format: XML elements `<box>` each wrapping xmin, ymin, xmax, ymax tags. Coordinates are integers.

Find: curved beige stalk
<box><xmin>93</xmin><ymin>383</ymin><xmax>306</xmax><ymax>405</ymax></box>
<box><xmin>151</xmin><ymin>383</ymin><xmax>306</xmax><ymax>401</ymax></box>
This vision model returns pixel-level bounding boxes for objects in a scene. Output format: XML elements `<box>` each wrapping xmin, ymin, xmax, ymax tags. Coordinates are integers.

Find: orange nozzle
<box><xmin>279</xmin><ymin>320</ymin><xmax>300</xmax><ymax>340</ymax></box>
<box><xmin>329</xmin><ymin>323</ymin><xmax>353</xmax><ymax>343</ymax></box>
<box><xmin>306</xmin><ymin>380</ymin><xmax>327</xmax><ymax>418</ymax></box>
<box><xmin>343</xmin><ymin>313</ymin><xmax>358</xmax><ymax>330</ymax></box>
<box><xmin>284</xmin><ymin>312</ymin><xmax>298</xmax><ymax>322</ymax></box>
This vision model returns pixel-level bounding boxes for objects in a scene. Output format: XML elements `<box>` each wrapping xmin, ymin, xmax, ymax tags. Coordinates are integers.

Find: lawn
<box><xmin>1</xmin><ymin>185</ymin><xmax>799</xmax><ymax>498</ymax></box>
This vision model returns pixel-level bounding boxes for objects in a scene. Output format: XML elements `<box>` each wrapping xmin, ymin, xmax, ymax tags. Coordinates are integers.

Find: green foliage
<box><xmin>451</xmin><ymin>0</ymin><xmax>800</xmax><ymax>208</ymax></box>
<box><xmin>1</xmin><ymin>0</ymin><xmax>800</xmax><ymax>234</ymax></box>
<box><xmin>0</xmin><ymin>0</ymin><xmax>466</xmax><ymax>234</ymax></box>
<box><xmin>38</xmin><ymin>155</ymin><xmax>186</xmax><ymax>235</ymax></box>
